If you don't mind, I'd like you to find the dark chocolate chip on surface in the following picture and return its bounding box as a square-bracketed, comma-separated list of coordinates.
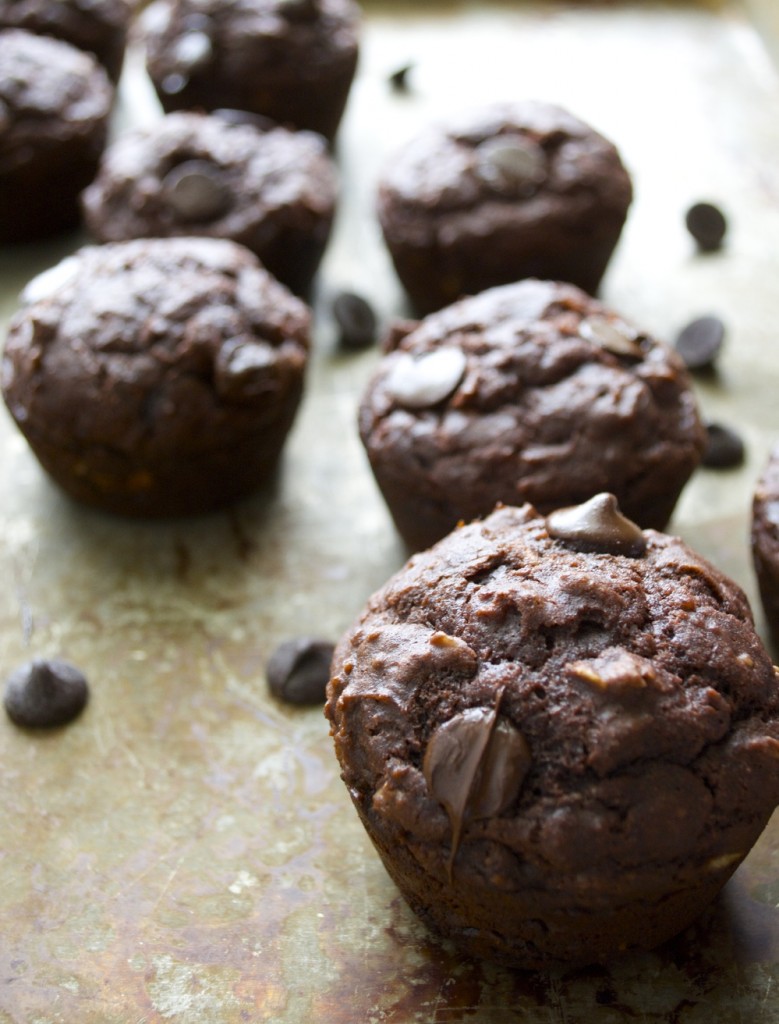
[475, 135, 546, 196]
[384, 347, 467, 408]
[674, 315, 725, 371]
[685, 201, 728, 251]
[702, 422, 745, 469]
[580, 315, 643, 359]
[333, 291, 377, 350]
[3, 658, 89, 729]
[546, 493, 647, 557]
[266, 637, 335, 706]
[388, 63, 414, 93]
[162, 160, 231, 223]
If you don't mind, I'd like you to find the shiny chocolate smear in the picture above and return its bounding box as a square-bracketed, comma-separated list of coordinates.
[475, 135, 546, 197]
[423, 694, 531, 880]
[546, 493, 647, 557]
[580, 315, 644, 360]
[384, 347, 467, 409]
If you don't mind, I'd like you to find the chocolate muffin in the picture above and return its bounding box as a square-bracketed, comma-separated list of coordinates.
[1, 237, 311, 517]
[138, 0, 360, 144]
[81, 111, 339, 297]
[0, 29, 113, 244]
[752, 444, 779, 648]
[377, 101, 633, 315]
[326, 496, 779, 969]
[359, 279, 706, 551]
[0, 0, 132, 82]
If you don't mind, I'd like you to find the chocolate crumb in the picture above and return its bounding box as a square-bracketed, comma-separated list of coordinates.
[266, 637, 335, 706]
[3, 658, 89, 729]
[388, 63, 413, 93]
[685, 201, 728, 252]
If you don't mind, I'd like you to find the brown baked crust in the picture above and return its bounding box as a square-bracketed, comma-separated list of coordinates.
[359, 279, 706, 551]
[0, 29, 113, 243]
[326, 502, 779, 969]
[81, 111, 338, 298]
[378, 101, 633, 314]
[139, 0, 360, 143]
[0, 0, 131, 81]
[1, 237, 311, 516]
[752, 445, 779, 649]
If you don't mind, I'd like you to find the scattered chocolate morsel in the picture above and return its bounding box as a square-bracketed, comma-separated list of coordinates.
[674, 315, 725, 372]
[3, 658, 89, 729]
[388, 63, 413, 93]
[384, 347, 467, 408]
[475, 135, 546, 196]
[423, 694, 531, 878]
[702, 422, 745, 469]
[546, 493, 647, 557]
[333, 291, 377, 350]
[266, 637, 335, 706]
[580, 315, 643, 359]
[162, 159, 231, 223]
[685, 201, 728, 252]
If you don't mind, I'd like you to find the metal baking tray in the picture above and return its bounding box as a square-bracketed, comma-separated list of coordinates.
[2, 2, 779, 1020]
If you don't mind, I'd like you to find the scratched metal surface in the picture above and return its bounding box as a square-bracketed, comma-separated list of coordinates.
[2, 2, 779, 1021]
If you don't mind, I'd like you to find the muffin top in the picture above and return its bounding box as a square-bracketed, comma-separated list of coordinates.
[1, 237, 311, 453]
[327, 498, 779, 884]
[82, 111, 338, 245]
[377, 101, 633, 245]
[140, 0, 361, 86]
[0, 28, 113, 157]
[359, 279, 706, 534]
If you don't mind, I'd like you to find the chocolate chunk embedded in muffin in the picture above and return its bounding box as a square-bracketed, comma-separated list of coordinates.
[82, 111, 339, 297]
[752, 444, 779, 648]
[326, 497, 779, 969]
[0, 29, 113, 244]
[377, 101, 633, 315]
[359, 279, 706, 551]
[0, 0, 132, 82]
[1, 237, 311, 517]
[138, 0, 361, 144]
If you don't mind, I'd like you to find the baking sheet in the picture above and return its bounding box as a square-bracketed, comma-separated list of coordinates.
[2, 2, 779, 1021]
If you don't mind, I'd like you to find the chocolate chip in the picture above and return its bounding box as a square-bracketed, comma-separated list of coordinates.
[546, 493, 647, 557]
[685, 202, 727, 252]
[162, 160, 231, 223]
[214, 338, 275, 403]
[266, 637, 335, 706]
[423, 693, 531, 879]
[333, 291, 377, 350]
[212, 109, 276, 133]
[702, 423, 745, 469]
[384, 347, 467, 408]
[476, 135, 546, 196]
[580, 315, 643, 359]
[4, 658, 89, 728]
[388, 63, 413, 93]
[674, 315, 725, 371]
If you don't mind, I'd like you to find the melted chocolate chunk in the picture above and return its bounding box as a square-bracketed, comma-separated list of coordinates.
[580, 315, 643, 359]
[214, 338, 275, 403]
[674, 315, 725, 372]
[475, 135, 546, 196]
[423, 695, 531, 879]
[162, 160, 231, 223]
[333, 291, 377, 350]
[266, 637, 335, 706]
[3, 658, 89, 728]
[685, 201, 728, 252]
[702, 422, 745, 469]
[546, 493, 647, 557]
[384, 347, 467, 408]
